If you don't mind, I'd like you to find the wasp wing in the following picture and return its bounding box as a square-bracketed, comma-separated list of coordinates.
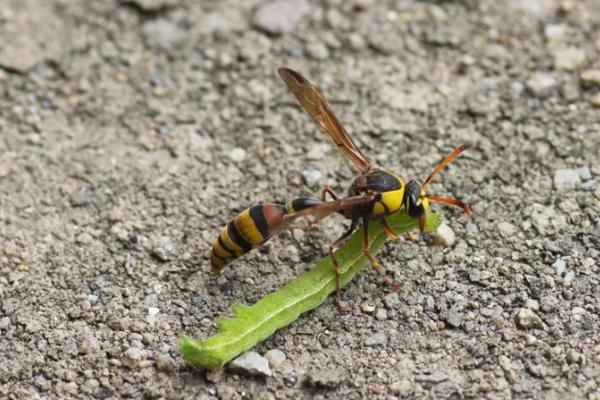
[278, 68, 373, 174]
[269, 194, 376, 237]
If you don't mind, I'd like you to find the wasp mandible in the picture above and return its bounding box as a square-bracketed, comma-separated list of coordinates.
[211, 68, 472, 307]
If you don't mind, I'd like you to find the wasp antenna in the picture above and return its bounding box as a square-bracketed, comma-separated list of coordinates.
[422, 143, 473, 190]
[426, 195, 472, 215]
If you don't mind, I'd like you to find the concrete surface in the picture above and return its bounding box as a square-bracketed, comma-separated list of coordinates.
[1, 0, 599, 398]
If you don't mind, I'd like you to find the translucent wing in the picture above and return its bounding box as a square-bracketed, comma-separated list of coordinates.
[269, 194, 376, 235]
[278, 68, 373, 173]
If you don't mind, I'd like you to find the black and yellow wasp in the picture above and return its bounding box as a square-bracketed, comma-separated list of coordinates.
[211, 68, 471, 305]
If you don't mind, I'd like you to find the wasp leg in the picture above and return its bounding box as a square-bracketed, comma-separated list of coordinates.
[419, 216, 426, 233]
[321, 186, 339, 201]
[329, 218, 359, 310]
[363, 219, 400, 290]
[405, 232, 420, 242]
[382, 219, 398, 240]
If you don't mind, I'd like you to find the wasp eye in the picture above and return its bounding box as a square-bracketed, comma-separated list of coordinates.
[405, 180, 425, 218]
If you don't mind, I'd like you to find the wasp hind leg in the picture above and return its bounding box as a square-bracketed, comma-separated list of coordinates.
[321, 186, 339, 201]
[329, 218, 359, 311]
[363, 219, 401, 290]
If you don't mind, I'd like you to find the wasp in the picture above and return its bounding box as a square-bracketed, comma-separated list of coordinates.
[211, 68, 472, 306]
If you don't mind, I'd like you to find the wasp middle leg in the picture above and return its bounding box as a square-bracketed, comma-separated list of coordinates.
[329, 218, 359, 310]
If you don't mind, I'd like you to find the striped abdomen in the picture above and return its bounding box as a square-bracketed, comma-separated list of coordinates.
[210, 198, 322, 273]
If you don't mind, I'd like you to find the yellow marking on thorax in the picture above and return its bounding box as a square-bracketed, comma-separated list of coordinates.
[372, 202, 386, 215]
[381, 188, 404, 214]
[234, 209, 265, 246]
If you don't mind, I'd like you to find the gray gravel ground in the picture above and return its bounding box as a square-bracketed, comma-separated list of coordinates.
[1, 0, 599, 399]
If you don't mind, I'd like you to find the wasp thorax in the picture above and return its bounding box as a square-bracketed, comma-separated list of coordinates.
[404, 180, 426, 218]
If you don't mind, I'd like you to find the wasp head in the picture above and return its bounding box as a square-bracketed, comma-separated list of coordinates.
[403, 180, 430, 219]
[403, 143, 474, 231]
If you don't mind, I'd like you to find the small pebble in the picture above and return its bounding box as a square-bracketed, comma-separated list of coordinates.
[123, 348, 145, 369]
[264, 349, 286, 369]
[82, 379, 99, 394]
[364, 332, 387, 347]
[383, 293, 400, 309]
[302, 169, 322, 187]
[63, 382, 78, 394]
[151, 236, 177, 261]
[229, 351, 272, 377]
[424, 295, 435, 311]
[323, 7, 342, 27]
[348, 33, 366, 50]
[577, 167, 592, 181]
[142, 333, 155, 345]
[206, 369, 224, 383]
[515, 308, 542, 329]
[304, 367, 344, 388]
[76, 232, 93, 245]
[530, 204, 562, 235]
[375, 308, 387, 320]
[292, 228, 305, 242]
[581, 69, 600, 86]
[192, 296, 204, 308]
[526, 72, 557, 97]
[567, 350, 583, 364]
[571, 306, 585, 315]
[525, 299, 540, 311]
[552, 46, 586, 71]
[447, 307, 463, 328]
[147, 307, 160, 324]
[361, 302, 376, 313]
[307, 143, 329, 160]
[110, 224, 129, 241]
[415, 372, 448, 383]
[564, 271, 575, 286]
[284, 244, 299, 261]
[229, 147, 246, 162]
[156, 353, 176, 372]
[433, 222, 455, 247]
[252, 0, 310, 35]
[78, 335, 101, 355]
[554, 169, 581, 190]
[87, 294, 98, 305]
[497, 221, 517, 238]
[525, 334, 538, 345]
[389, 379, 412, 396]
[544, 24, 567, 43]
[153, 282, 163, 294]
[306, 42, 330, 60]
[541, 295, 559, 312]
[0, 317, 11, 330]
